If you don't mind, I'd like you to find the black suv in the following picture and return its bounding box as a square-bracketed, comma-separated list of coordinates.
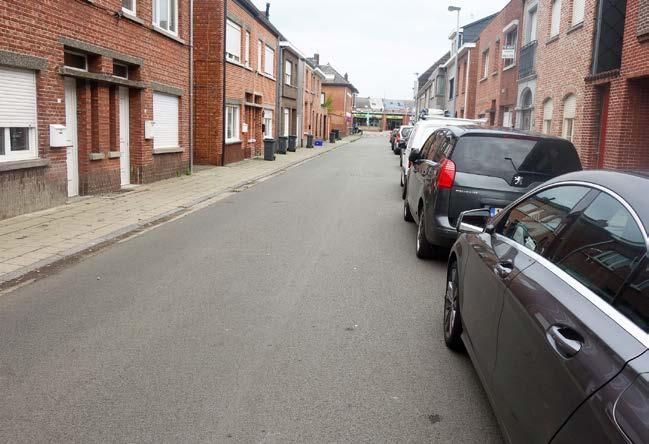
[403, 126, 582, 258]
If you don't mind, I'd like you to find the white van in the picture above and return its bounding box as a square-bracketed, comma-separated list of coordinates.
[400, 117, 483, 193]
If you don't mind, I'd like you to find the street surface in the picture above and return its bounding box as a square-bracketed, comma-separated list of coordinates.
[0, 133, 502, 442]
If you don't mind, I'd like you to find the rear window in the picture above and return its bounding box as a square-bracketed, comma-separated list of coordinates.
[451, 135, 581, 181]
[400, 127, 413, 138]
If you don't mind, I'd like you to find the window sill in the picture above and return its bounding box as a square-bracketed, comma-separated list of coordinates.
[108, 151, 121, 159]
[567, 22, 584, 35]
[225, 139, 241, 145]
[546, 35, 559, 45]
[260, 72, 276, 81]
[492, 71, 499, 77]
[0, 158, 49, 172]
[479, 76, 488, 83]
[226, 59, 253, 72]
[121, 10, 145, 26]
[153, 147, 183, 154]
[503, 63, 516, 72]
[152, 25, 186, 45]
[89, 152, 105, 161]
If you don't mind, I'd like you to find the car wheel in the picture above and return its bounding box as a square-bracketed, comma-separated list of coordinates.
[403, 199, 414, 222]
[402, 180, 407, 199]
[416, 210, 435, 259]
[400, 171, 404, 187]
[444, 262, 465, 351]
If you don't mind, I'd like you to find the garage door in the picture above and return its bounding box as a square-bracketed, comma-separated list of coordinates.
[153, 92, 179, 150]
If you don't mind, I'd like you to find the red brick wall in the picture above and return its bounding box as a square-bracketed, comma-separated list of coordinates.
[474, 0, 523, 125]
[302, 67, 328, 141]
[323, 84, 352, 137]
[221, 0, 278, 164]
[455, 47, 480, 119]
[193, 0, 225, 165]
[0, 0, 190, 218]
[534, 0, 598, 160]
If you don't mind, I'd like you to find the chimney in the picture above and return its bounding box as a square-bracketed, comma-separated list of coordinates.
[313, 53, 320, 65]
[344, 73, 348, 81]
[265, 2, 270, 19]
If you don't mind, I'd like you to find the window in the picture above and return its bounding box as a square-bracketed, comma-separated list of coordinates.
[499, 185, 591, 255]
[562, 94, 576, 141]
[283, 108, 290, 136]
[264, 45, 275, 76]
[504, 27, 518, 68]
[543, 99, 553, 134]
[152, 92, 179, 149]
[64, 51, 87, 71]
[257, 40, 263, 71]
[572, 0, 585, 25]
[552, 192, 646, 303]
[436, 75, 445, 95]
[122, 0, 136, 14]
[0, 67, 38, 162]
[226, 20, 241, 63]
[526, 6, 538, 43]
[520, 88, 533, 131]
[320, 93, 325, 105]
[616, 261, 649, 333]
[285, 60, 292, 85]
[503, 106, 513, 127]
[153, 0, 177, 34]
[244, 31, 250, 66]
[482, 49, 490, 78]
[550, 0, 561, 37]
[448, 78, 454, 100]
[113, 62, 128, 79]
[225, 105, 240, 142]
[263, 109, 273, 139]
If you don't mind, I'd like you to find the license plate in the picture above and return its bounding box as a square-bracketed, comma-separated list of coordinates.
[489, 207, 502, 217]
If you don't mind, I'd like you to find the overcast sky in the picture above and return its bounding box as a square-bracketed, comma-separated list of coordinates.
[252, 0, 509, 99]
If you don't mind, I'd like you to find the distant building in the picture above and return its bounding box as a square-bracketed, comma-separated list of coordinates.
[318, 63, 358, 137]
[415, 52, 450, 118]
[304, 54, 329, 142]
[352, 98, 414, 131]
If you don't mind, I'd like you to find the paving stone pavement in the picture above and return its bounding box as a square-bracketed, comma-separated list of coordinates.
[0, 136, 362, 285]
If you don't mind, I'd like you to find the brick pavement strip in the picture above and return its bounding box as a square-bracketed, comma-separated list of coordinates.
[0, 137, 361, 286]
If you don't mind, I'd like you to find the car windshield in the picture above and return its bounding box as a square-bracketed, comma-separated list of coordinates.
[451, 135, 581, 181]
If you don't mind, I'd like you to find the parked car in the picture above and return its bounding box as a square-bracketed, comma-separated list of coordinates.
[400, 117, 482, 192]
[444, 169, 649, 444]
[393, 125, 413, 155]
[389, 129, 398, 151]
[403, 126, 582, 258]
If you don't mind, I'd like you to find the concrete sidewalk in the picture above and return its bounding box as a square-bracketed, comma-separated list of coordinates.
[0, 136, 360, 286]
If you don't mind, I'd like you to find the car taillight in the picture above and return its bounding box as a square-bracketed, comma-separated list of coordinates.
[396, 134, 401, 142]
[437, 159, 456, 189]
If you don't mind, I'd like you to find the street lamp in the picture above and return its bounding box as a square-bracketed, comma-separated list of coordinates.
[448, 5, 461, 117]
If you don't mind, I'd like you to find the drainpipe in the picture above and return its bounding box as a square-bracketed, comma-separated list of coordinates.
[464, 48, 470, 118]
[275, 43, 282, 140]
[189, 0, 194, 173]
[221, 0, 227, 165]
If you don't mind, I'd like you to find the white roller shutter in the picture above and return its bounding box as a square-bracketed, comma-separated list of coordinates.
[563, 95, 577, 119]
[0, 66, 37, 127]
[153, 92, 179, 149]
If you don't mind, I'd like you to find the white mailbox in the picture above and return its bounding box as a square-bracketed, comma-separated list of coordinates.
[144, 120, 155, 140]
[49, 124, 72, 147]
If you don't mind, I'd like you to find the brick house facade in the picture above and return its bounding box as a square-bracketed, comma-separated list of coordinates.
[533, 0, 598, 159]
[319, 63, 358, 138]
[474, 0, 524, 126]
[0, 0, 190, 220]
[279, 44, 300, 143]
[455, 44, 480, 119]
[303, 57, 329, 142]
[578, 0, 649, 169]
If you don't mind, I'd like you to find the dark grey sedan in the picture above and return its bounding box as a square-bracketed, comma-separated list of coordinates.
[444, 170, 649, 443]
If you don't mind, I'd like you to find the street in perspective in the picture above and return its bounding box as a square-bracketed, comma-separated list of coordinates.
[1, 0, 649, 442]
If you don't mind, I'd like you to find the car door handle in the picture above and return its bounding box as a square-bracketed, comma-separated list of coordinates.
[493, 261, 514, 278]
[547, 325, 583, 359]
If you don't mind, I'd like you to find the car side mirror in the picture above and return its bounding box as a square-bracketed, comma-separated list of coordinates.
[409, 150, 421, 163]
[457, 208, 491, 234]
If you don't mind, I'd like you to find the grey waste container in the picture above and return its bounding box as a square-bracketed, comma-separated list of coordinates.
[264, 138, 276, 161]
[329, 131, 336, 143]
[306, 134, 314, 148]
[334, 129, 341, 140]
[288, 135, 297, 152]
[277, 136, 288, 154]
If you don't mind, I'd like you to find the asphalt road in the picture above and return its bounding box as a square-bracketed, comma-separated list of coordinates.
[0, 133, 502, 443]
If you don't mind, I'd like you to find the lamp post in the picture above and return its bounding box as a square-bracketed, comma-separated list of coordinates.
[448, 6, 461, 118]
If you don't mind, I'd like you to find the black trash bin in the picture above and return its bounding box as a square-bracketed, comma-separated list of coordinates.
[264, 138, 276, 161]
[288, 135, 297, 152]
[333, 129, 341, 140]
[329, 131, 336, 143]
[306, 133, 314, 148]
[277, 136, 288, 154]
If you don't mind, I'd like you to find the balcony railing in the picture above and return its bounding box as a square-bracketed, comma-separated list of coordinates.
[518, 40, 537, 80]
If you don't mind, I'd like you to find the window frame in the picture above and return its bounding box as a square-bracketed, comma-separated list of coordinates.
[550, 0, 562, 37]
[543, 98, 553, 134]
[562, 94, 576, 142]
[0, 67, 39, 162]
[225, 19, 242, 63]
[263, 109, 273, 139]
[64, 51, 88, 71]
[264, 45, 275, 77]
[503, 27, 518, 68]
[571, 0, 585, 26]
[225, 104, 240, 143]
[285, 60, 292, 85]
[122, 0, 136, 15]
[113, 62, 129, 79]
[283, 108, 290, 136]
[153, 0, 178, 35]
[482, 48, 490, 78]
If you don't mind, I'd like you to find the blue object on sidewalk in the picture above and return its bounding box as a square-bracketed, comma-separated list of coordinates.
[314, 139, 324, 147]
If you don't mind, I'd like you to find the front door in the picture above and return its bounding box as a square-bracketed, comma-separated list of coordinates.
[64, 77, 79, 197]
[119, 87, 130, 186]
